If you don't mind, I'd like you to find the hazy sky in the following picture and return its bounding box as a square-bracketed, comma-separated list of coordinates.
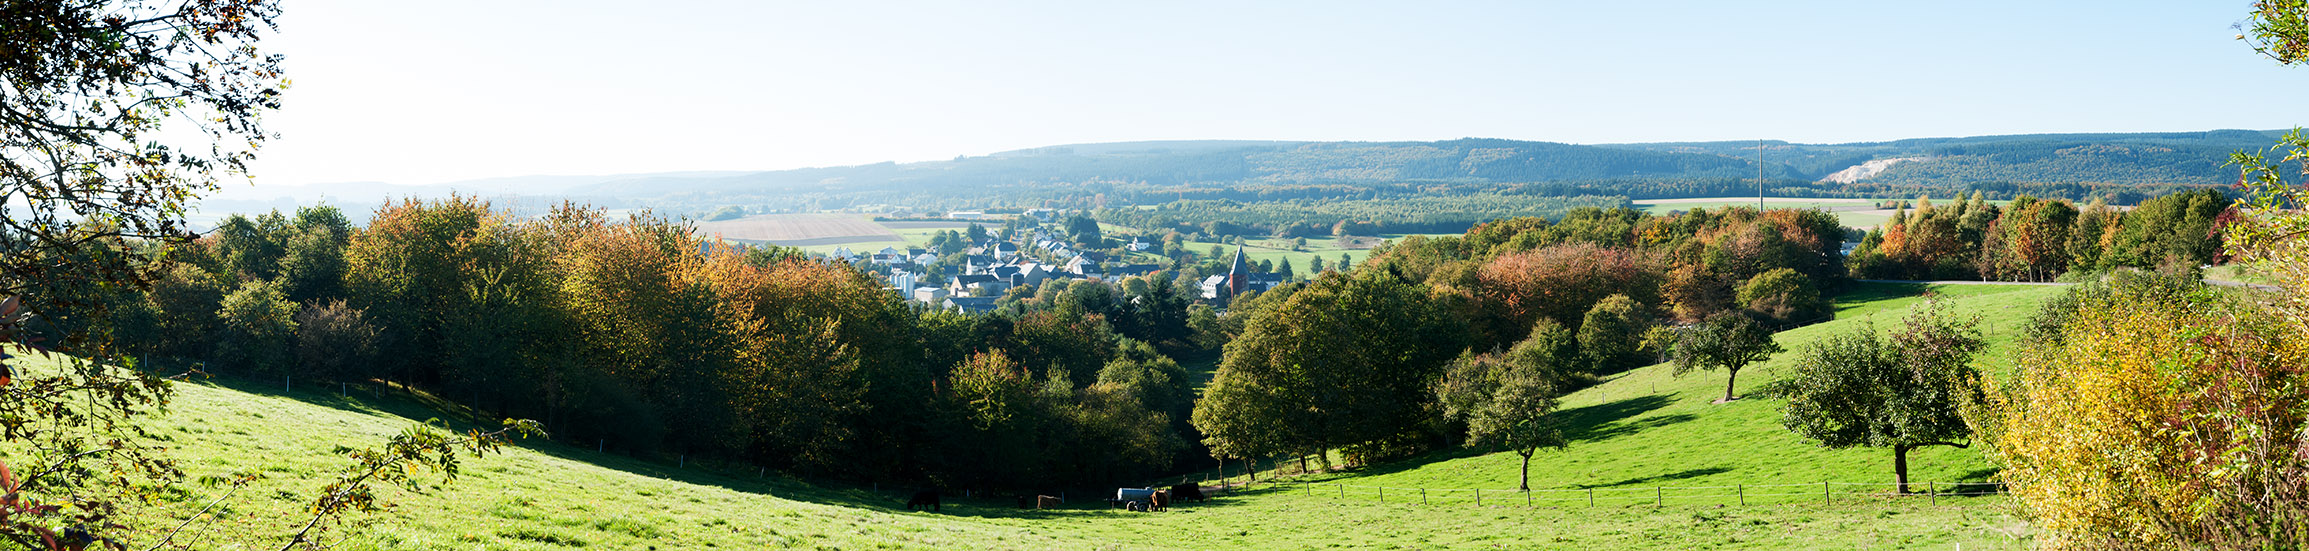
[251, 1, 2309, 186]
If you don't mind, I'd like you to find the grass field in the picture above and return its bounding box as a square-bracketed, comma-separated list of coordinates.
[40, 280, 2064, 550]
[1632, 197, 1890, 229]
[695, 213, 900, 246]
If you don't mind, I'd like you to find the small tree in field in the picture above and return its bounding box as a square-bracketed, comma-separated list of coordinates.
[1772, 300, 1984, 493]
[1438, 319, 1573, 491]
[1671, 312, 1783, 403]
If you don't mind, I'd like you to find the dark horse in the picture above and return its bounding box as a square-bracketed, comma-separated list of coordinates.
[1168, 483, 1207, 503]
[906, 490, 940, 512]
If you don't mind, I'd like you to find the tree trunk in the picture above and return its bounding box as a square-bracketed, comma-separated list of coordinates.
[1722, 367, 1740, 403]
[1518, 450, 1534, 491]
[1299, 454, 1309, 474]
[1894, 444, 1912, 494]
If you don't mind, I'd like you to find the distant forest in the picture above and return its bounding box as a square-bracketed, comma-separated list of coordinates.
[501, 132, 2281, 220]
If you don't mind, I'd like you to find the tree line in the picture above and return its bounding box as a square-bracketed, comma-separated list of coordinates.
[1191, 204, 1849, 485]
[69, 197, 1232, 491]
[1848, 189, 2232, 281]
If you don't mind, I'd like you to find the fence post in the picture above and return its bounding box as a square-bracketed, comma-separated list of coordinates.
[1379, 487, 1383, 504]
[1824, 482, 1831, 504]
[1738, 484, 1744, 506]
[1475, 489, 1481, 507]
[1655, 487, 1662, 506]
[1928, 481, 1936, 506]
[1587, 488, 1594, 507]
[1339, 483, 1344, 499]
[1525, 489, 1531, 506]
[1421, 488, 1427, 506]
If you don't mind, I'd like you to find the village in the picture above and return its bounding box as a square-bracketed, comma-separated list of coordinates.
[824, 218, 1285, 313]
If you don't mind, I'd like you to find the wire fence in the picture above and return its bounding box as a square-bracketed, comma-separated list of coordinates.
[1188, 475, 2007, 508]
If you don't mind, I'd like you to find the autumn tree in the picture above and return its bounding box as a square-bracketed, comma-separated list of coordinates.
[1772, 301, 1985, 493]
[293, 300, 379, 383]
[1989, 9, 2309, 546]
[1476, 242, 1660, 347]
[1671, 312, 1784, 403]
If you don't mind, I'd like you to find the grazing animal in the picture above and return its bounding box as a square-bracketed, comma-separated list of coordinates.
[906, 490, 941, 512]
[1168, 483, 1207, 503]
[1036, 495, 1063, 509]
[1150, 489, 1169, 510]
[1016, 495, 1033, 509]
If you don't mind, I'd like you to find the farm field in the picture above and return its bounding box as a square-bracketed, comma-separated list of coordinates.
[694, 213, 900, 246]
[82, 280, 2058, 550]
[1631, 197, 1888, 229]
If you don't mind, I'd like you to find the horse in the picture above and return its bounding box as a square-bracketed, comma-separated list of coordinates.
[906, 490, 940, 512]
[1168, 483, 1207, 503]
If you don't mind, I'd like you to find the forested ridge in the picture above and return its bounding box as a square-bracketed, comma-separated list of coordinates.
[352, 131, 2287, 220]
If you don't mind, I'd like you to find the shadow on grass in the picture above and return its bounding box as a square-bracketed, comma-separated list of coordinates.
[1557, 396, 1691, 443]
[174, 370, 1271, 521]
[184, 372, 489, 430]
[1576, 467, 1732, 489]
[1831, 281, 1930, 312]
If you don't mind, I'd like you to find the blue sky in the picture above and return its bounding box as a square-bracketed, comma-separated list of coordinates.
[252, 1, 2309, 186]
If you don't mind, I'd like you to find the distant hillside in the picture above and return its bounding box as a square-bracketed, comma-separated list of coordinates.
[565, 132, 2271, 209]
[217, 130, 2285, 223]
[1600, 129, 2282, 185]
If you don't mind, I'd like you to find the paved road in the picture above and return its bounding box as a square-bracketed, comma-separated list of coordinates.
[1860, 278, 2284, 292]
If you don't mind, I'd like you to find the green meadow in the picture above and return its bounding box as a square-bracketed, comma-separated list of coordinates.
[75, 281, 2053, 550]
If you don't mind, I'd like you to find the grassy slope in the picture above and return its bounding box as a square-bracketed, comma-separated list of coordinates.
[90, 282, 2055, 550]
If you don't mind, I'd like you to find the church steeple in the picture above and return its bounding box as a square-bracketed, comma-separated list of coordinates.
[1226, 246, 1249, 297]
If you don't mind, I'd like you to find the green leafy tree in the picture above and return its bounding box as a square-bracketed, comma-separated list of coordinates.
[2241, 0, 2309, 64]
[1735, 267, 1830, 327]
[1671, 312, 1784, 403]
[1437, 319, 1572, 490]
[1771, 301, 1985, 493]
[1193, 270, 1468, 466]
[147, 263, 228, 360]
[1576, 294, 1657, 378]
[277, 206, 355, 303]
[214, 279, 298, 376]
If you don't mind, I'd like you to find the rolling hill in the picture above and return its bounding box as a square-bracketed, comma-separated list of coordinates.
[80, 281, 2059, 550]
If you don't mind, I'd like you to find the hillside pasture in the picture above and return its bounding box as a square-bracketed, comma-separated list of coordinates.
[73, 281, 2061, 550]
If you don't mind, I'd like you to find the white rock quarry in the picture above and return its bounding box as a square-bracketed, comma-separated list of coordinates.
[1817, 157, 1927, 184]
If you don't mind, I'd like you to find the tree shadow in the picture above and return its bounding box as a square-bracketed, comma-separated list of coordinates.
[182, 372, 482, 430]
[1574, 467, 1731, 489]
[1832, 281, 1930, 311]
[1557, 396, 1692, 443]
[167, 369, 1279, 521]
[1949, 467, 1999, 484]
